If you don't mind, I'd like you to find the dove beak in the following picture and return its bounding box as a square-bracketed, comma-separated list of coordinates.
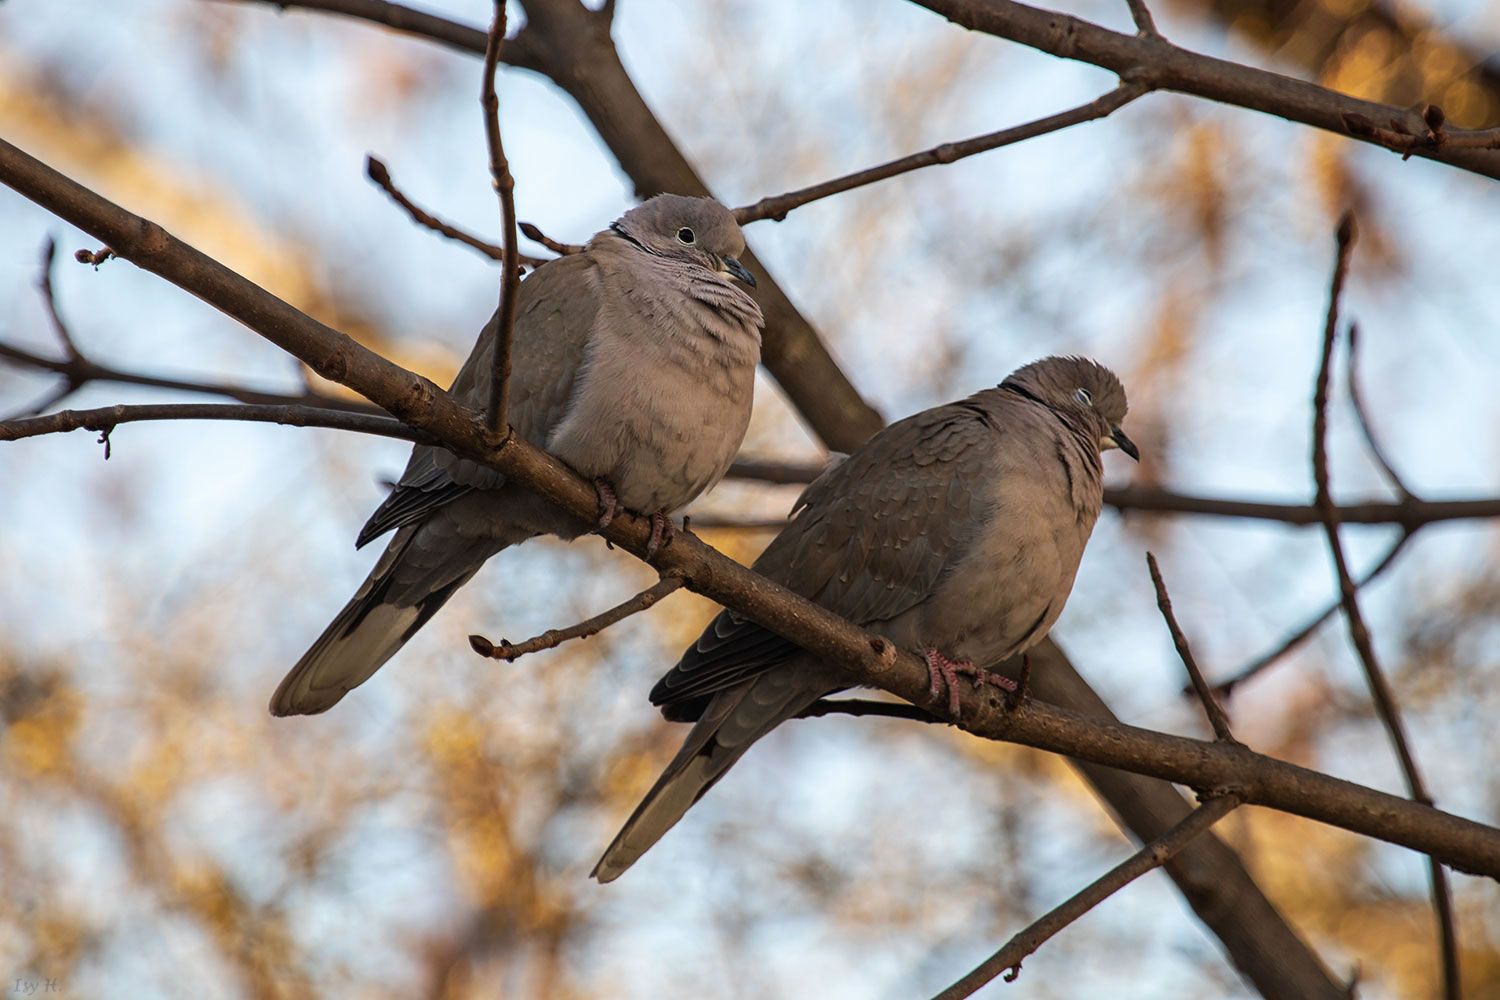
[721, 256, 757, 287]
[1107, 425, 1140, 461]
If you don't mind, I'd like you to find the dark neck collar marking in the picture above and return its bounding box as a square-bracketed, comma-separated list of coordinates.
[1001, 380, 1047, 408]
[610, 222, 651, 254]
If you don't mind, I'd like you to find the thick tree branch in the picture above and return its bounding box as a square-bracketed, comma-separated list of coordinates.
[1311, 216, 1460, 998]
[911, 0, 1500, 180]
[3, 142, 1497, 882]
[932, 792, 1244, 999]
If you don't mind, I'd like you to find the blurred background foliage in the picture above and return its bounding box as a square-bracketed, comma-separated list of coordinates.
[1, 0, 1498, 997]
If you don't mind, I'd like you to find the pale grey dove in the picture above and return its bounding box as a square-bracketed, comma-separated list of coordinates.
[270, 195, 763, 717]
[592, 356, 1137, 881]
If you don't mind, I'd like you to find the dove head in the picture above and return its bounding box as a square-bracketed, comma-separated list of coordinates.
[1004, 356, 1139, 460]
[611, 194, 757, 287]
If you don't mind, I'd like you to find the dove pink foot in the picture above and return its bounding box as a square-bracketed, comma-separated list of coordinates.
[645, 511, 674, 561]
[594, 478, 620, 530]
[924, 648, 1017, 717]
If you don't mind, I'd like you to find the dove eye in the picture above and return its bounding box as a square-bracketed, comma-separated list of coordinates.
[1074, 388, 1092, 405]
[676, 227, 696, 245]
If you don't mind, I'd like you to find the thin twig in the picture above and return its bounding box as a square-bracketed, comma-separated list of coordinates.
[481, 1, 521, 434]
[1105, 485, 1500, 528]
[932, 793, 1244, 999]
[1312, 213, 1460, 1000]
[2, 381, 76, 422]
[518, 221, 583, 256]
[0, 401, 431, 445]
[73, 245, 115, 267]
[0, 339, 378, 414]
[733, 81, 1149, 224]
[1146, 553, 1235, 742]
[468, 574, 685, 661]
[365, 155, 544, 266]
[1123, 0, 1162, 38]
[1210, 529, 1413, 696]
[37, 236, 81, 359]
[1346, 322, 1413, 500]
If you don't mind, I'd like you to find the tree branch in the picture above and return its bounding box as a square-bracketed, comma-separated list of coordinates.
[1311, 215, 1460, 999]
[481, 2, 521, 434]
[931, 792, 1244, 999]
[365, 155, 544, 266]
[517, 221, 583, 256]
[1210, 529, 1413, 696]
[0, 402, 429, 446]
[733, 82, 1148, 224]
[1123, 0, 1163, 38]
[1346, 322, 1413, 500]
[5, 139, 1498, 878]
[912, 0, 1500, 180]
[1147, 552, 1235, 742]
[468, 573, 685, 662]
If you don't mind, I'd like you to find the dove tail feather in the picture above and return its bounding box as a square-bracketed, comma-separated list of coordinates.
[269, 534, 481, 718]
[592, 665, 832, 882]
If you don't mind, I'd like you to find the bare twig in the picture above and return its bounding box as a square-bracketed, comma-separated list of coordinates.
[1105, 485, 1500, 528]
[73, 245, 115, 267]
[1210, 529, 1413, 696]
[932, 792, 1244, 999]
[1123, 0, 1162, 38]
[365, 155, 544, 266]
[0, 338, 378, 414]
[0, 401, 430, 445]
[518, 221, 583, 256]
[37, 237, 81, 359]
[1346, 322, 1414, 500]
[1312, 214, 1460, 1000]
[1146, 553, 1234, 742]
[4, 237, 376, 417]
[481, 1, 520, 434]
[734, 82, 1149, 224]
[468, 574, 685, 661]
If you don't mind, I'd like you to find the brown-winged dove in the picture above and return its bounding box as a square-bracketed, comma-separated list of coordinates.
[591, 356, 1137, 882]
[270, 195, 763, 717]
